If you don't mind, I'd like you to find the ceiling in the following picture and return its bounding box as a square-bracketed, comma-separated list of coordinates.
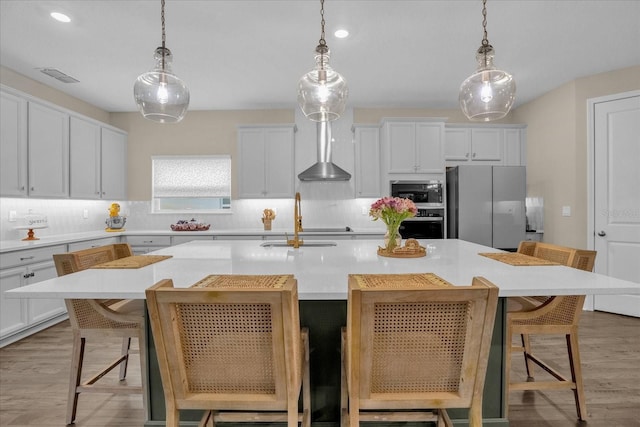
[1, 1, 638, 114]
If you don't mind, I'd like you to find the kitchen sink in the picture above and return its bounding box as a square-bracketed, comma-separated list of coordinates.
[301, 227, 352, 232]
[260, 241, 337, 247]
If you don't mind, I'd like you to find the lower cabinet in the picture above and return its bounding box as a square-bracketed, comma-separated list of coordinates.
[122, 235, 171, 254]
[0, 244, 68, 346]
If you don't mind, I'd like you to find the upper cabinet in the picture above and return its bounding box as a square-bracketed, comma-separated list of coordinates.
[1, 86, 128, 200]
[70, 118, 127, 200]
[27, 102, 70, 198]
[0, 91, 28, 197]
[444, 124, 526, 167]
[353, 124, 381, 198]
[382, 120, 445, 175]
[237, 125, 296, 198]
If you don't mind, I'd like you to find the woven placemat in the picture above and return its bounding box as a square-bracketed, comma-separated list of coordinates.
[352, 273, 453, 289]
[479, 252, 559, 266]
[91, 255, 172, 269]
[190, 274, 293, 289]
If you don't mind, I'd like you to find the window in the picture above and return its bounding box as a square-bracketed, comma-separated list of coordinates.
[152, 155, 231, 213]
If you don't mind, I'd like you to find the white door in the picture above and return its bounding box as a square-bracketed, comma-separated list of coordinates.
[590, 92, 640, 317]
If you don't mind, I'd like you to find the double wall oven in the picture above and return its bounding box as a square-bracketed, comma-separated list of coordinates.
[391, 181, 445, 239]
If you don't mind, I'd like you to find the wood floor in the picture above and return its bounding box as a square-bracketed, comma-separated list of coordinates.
[1, 311, 638, 426]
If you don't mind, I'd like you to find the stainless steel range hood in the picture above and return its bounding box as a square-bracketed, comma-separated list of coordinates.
[298, 121, 351, 181]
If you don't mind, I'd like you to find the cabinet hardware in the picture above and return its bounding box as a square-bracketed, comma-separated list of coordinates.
[19, 256, 35, 261]
[472, 153, 477, 158]
[597, 231, 606, 237]
[22, 272, 35, 278]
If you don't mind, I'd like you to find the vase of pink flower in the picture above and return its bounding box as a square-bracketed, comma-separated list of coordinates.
[369, 197, 418, 252]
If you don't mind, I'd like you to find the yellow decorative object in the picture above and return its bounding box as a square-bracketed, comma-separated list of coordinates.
[105, 203, 126, 232]
[262, 208, 276, 231]
[377, 238, 426, 258]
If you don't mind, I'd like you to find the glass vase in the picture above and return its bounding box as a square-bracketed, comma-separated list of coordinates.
[384, 224, 402, 252]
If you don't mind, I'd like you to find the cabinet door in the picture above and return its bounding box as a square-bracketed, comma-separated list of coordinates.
[28, 102, 69, 197]
[27, 260, 66, 325]
[504, 128, 524, 166]
[386, 122, 417, 173]
[264, 127, 295, 198]
[415, 123, 444, 172]
[470, 128, 503, 161]
[238, 128, 267, 198]
[354, 126, 381, 197]
[70, 116, 101, 199]
[0, 267, 28, 338]
[444, 128, 471, 161]
[0, 91, 28, 197]
[101, 128, 128, 200]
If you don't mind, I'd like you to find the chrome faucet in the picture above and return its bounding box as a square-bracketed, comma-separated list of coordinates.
[287, 192, 304, 248]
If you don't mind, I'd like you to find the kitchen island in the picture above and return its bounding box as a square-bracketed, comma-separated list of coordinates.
[7, 239, 640, 426]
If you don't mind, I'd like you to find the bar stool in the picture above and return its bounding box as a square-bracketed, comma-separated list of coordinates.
[145, 274, 311, 427]
[506, 242, 597, 420]
[53, 243, 147, 425]
[340, 273, 499, 427]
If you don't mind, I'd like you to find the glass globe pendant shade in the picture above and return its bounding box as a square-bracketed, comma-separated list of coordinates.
[134, 47, 190, 123]
[297, 48, 348, 122]
[459, 45, 516, 122]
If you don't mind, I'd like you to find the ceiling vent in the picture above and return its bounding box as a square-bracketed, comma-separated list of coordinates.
[38, 68, 80, 83]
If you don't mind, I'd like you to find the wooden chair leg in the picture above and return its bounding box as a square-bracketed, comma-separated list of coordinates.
[567, 332, 587, 420]
[118, 337, 131, 380]
[165, 401, 180, 427]
[340, 328, 348, 427]
[66, 334, 85, 425]
[521, 333, 535, 378]
[302, 329, 311, 427]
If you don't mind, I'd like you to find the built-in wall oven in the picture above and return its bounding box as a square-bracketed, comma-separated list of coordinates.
[390, 181, 445, 239]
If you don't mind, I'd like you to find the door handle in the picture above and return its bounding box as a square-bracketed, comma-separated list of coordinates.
[597, 231, 606, 237]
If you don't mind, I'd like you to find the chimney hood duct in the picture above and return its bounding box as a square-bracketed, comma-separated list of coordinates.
[298, 121, 351, 181]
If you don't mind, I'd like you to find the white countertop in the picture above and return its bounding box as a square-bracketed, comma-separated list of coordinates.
[6, 239, 640, 300]
[0, 228, 383, 253]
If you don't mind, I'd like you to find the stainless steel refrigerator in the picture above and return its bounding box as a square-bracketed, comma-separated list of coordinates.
[446, 165, 526, 251]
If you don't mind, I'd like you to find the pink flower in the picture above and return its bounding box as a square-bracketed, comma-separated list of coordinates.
[369, 197, 417, 227]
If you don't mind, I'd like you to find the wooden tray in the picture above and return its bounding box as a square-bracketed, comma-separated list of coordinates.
[91, 255, 172, 269]
[377, 238, 426, 258]
[479, 252, 559, 266]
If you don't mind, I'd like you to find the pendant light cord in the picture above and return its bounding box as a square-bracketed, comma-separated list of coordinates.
[481, 0, 489, 48]
[316, 0, 328, 71]
[161, 0, 166, 71]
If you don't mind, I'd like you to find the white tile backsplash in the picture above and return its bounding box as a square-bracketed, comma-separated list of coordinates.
[1, 194, 384, 241]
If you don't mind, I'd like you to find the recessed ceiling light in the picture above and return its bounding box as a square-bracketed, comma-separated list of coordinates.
[334, 29, 349, 39]
[50, 12, 71, 23]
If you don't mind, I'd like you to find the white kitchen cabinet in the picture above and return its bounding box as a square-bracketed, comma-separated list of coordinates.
[100, 127, 127, 200]
[237, 125, 296, 198]
[353, 124, 381, 198]
[122, 235, 171, 254]
[0, 90, 28, 197]
[28, 101, 70, 198]
[445, 125, 526, 166]
[70, 117, 127, 200]
[67, 237, 120, 251]
[382, 120, 445, 175]
[0, 244, 67, 346]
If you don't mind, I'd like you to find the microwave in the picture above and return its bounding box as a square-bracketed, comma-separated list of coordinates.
[390, 180, 444, 208]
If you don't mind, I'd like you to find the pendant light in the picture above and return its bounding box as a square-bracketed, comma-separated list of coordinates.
[297, 0, 348, 122]
[459, 0, 515, 122]
[134, 0, 189, 123]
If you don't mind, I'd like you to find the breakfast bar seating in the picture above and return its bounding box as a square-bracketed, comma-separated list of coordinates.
[505, 242, 597, 421]
[340, 274, 499, 427]
[53, 244, 147, 425]
[145, 275, 310, 427]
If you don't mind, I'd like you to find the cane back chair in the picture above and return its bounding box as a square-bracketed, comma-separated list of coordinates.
[341, 274, 499, 427]
[53, 243, 147, 425]
[506, 242, 597, 420]
[145, 275, 311, 427]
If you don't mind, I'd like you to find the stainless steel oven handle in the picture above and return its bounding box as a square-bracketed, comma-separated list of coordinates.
[403, 217, 443, 222]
